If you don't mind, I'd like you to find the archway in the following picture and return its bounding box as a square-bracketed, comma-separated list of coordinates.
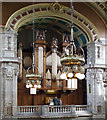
[5, 2, 100, 106]
[5, 3, 99, 44]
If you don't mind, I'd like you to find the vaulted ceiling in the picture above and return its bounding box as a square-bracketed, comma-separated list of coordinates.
[1, 1, 106, 51]
[18, 16, 88, 51]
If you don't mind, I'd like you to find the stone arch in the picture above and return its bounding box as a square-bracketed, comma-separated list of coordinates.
[5, 3, 99, 47]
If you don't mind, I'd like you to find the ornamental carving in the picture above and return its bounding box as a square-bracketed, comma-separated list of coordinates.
[6, 64, 13, 81]
[104, 69, 107, 77]
[36, 30, 46, 40]
[51, 37, 58, 53]
[50, 2, 63, 13]
[62, 33, 70, 43]
[95, 69, 103, 82]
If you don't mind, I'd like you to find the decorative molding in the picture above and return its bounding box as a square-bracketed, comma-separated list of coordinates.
[36, 30, 46, 41]
[14, 66, 19, 76]
[51, 37, 58, 53]
[5, 3, 99, 43]
[6, 64, 13, 81]
[50, 2, 64, 13]
[85, 2, 106, 27]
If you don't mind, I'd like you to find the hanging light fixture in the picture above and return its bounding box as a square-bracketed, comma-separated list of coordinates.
[25, 20, 42, 94]
[60, 1, 85, 90]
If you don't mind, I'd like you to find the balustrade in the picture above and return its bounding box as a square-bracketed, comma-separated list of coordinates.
[17, 106, 41, 115]
[17, 105, 92, 117]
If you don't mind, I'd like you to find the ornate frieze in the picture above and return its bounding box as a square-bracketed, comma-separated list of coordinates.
[2, 63, 19, 81]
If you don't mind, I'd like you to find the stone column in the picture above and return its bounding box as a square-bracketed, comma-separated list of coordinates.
[104, 36, 107, 118]
[104, 70, 107, 118]
[0, 65, 5, 119]
[86, 69, 105, 115]
[12, 64, 19, 116]
[105, 84, 107, 118]
[86, 40, 106, 117]
[0, 29, 20, 118]
[18, 42, 23, 80]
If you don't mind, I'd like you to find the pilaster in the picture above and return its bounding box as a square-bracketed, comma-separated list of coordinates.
[0, 29, 20, 118]
[86, 39, 106, 117]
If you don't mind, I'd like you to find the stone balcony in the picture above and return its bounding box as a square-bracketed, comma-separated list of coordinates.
[17, 105, 92, 118]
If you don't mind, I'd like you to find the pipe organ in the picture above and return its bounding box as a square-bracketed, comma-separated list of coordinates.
[18, 29, 84, 106]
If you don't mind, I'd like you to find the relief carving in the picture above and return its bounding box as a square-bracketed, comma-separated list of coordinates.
[50, 2, 63, 13]
[104, 70, 107, 81]
[6, 64, 13, 81]
[95, 69, 103, 82]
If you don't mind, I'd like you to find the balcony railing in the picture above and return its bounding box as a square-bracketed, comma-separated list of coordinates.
[17, 105, 92, 118]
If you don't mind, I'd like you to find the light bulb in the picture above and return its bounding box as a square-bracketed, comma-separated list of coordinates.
[38, 84, 41, 88]
[26, 84, 29, 88]
[34, 84, 37, 88]
[80, 74, 85, 80]
[60, 73, 67, 80]
[72, 65, 78, 73]
[79, 66, 85, 74]
[75, 73, 85, 80]
[67, 72, 73, 78]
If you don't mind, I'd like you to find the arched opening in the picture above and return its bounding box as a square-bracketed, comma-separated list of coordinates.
[5, 3, 97, 106]
[17, 17, 88, 106]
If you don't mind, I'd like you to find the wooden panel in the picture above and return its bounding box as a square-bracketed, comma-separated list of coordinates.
[18, 60, 85, 106]
[18, 82, 84, 105]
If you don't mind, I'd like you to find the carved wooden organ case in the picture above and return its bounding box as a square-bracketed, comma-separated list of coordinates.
[18, 30, 73, 91]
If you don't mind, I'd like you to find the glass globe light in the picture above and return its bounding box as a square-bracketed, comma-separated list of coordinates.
[64, 66, 68, 72]
[79, 66, 85, 74]
[38, 84, 41, 88]
[26, 84, 30, 88]
[80, 74, 85, 80]
[34, 84, 37, 88]
[72, 65, 78, 73]
[60, 73, 67, 80]
[67, 72, 73, 79]
[75, 73, 85, 80]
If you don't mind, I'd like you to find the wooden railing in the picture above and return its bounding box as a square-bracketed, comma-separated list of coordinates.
[17, 105, 92, 117]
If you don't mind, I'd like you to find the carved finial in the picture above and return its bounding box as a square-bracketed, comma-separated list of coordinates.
[36, 30, 46, 40]
[18, 42, 23, 48]
[51, 37, 58, 53]
[62, 33, 70, 43]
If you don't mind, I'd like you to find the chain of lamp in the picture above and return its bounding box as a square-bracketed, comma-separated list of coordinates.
[60, 1, 85, 89]
[25, 0, 41, 94]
